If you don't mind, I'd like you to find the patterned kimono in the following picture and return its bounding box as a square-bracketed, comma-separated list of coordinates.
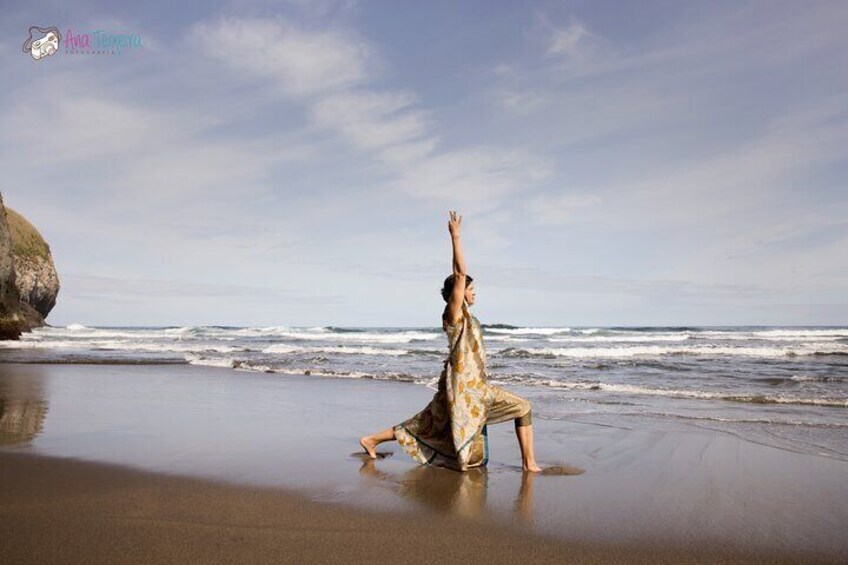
[393, 298, 531, 471]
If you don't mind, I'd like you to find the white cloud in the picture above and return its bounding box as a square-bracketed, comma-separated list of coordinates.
[2, 86, 180, 165]
[0, 74, 317, 212]
[192, 15, 552, 210]
[524, 191, 602, 225]
[547, 21, 591, 58]
[310, 89, 433, 151]
[527, 12, 602, 70]
[387, 147, 553, 212]
[187, 16, 373, 95]
[473, 261, 769, 299]
[606, 98, 848, 231]
[378, 138, 440, 168]
[736, 213, 848, 249]
[493, 87, 550, 115]
[664, 213, 848, 292]
[62, 273, 343, 302]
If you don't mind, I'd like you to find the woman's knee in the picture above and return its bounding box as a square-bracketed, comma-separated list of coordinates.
[514, 406, 532, 428]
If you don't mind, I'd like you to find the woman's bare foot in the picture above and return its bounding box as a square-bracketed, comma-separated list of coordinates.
[359, 435, 377, 459]
[523, 461, 543, 473]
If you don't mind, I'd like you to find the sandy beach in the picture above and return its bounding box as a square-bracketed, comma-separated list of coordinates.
[3, 450, 812, 565]
[0, 362, 845, 563]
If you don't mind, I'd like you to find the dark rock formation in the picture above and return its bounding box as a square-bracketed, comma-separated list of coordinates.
[6, 208, 60, 319]
[0, 195, 26, 340]
[0, 192, 58, 339]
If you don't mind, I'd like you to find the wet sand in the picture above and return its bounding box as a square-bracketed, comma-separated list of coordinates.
[0, 362, 845, 563]
[2, 449, 812, 565]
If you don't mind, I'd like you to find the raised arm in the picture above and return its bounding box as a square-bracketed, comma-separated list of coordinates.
[446, 211, 467, 325]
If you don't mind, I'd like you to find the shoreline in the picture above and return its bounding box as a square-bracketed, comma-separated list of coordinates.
[0, 449, 824, 565]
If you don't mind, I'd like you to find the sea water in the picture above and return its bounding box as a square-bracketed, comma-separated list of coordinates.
[1, 322, 845, 460]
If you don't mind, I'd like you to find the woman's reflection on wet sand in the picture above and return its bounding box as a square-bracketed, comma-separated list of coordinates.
[358, 455, 583, 525]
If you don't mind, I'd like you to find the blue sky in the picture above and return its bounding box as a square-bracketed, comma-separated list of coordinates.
[2, 0, 846, 327]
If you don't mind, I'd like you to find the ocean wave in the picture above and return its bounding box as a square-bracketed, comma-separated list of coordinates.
[690, 331, 848, 342]
[229, 325, 294, 336]
[552, 411, 848, 429]
[487, 376, 848, 407]
[242, 329, 437, 343]
[403, 348, 449, 356]
[760, 374, 847, 385]
[183, 355, 278, 373]
[3, 335, 426, 357]
[0, 357, 187, 366]
[480, 335, 531, 342]
[65, 323, 90, 331]
[495, 343, 848, 359]
[486, 327, 573, 336]
[35, 325, 440, 344]
[183, 354, 423, 382]
[640, 413, 848, 428]
[262, 343, 410, 356]
[322, 326, 365, 333]
[607, 326, 703, 333]
[550, 332, 847, 343]
[183, 355, 245, 369]
[789, 374, 847, 382]
[30, 327, 209, 340]
[0, 339, 255, 354]
[751, 328, 848, 338]
[548, 334, 691, 343]
[161, 326, 208, 336]
[175, 353, 847, 408]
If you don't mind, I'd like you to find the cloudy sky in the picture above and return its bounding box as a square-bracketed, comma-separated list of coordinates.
[2, 0, 846, 327]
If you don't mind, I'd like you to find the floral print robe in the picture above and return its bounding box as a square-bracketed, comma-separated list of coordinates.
[393, 298, 494, 471]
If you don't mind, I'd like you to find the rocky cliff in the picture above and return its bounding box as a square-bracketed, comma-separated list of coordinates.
[6, 208, 60, 320]
[0, 192, 59, 339]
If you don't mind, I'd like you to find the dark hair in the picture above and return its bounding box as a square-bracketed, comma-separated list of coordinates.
[440, 274, 474, 303]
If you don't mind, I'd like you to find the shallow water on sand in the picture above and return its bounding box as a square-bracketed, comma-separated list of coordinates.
[0, 362, 846, 559]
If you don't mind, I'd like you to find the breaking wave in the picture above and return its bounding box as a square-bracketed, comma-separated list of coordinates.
[496, 343, 848, 359]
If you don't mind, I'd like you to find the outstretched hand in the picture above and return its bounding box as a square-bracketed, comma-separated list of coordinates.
[448, 210, 462, 238]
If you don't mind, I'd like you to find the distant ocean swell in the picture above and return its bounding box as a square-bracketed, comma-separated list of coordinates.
[2, 336, 847, 359]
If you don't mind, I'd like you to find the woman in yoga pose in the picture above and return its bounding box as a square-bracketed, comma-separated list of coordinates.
[360, 211, 542, 472]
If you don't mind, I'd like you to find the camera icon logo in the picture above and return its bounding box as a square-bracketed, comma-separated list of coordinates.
[22, 26, 62, 61]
